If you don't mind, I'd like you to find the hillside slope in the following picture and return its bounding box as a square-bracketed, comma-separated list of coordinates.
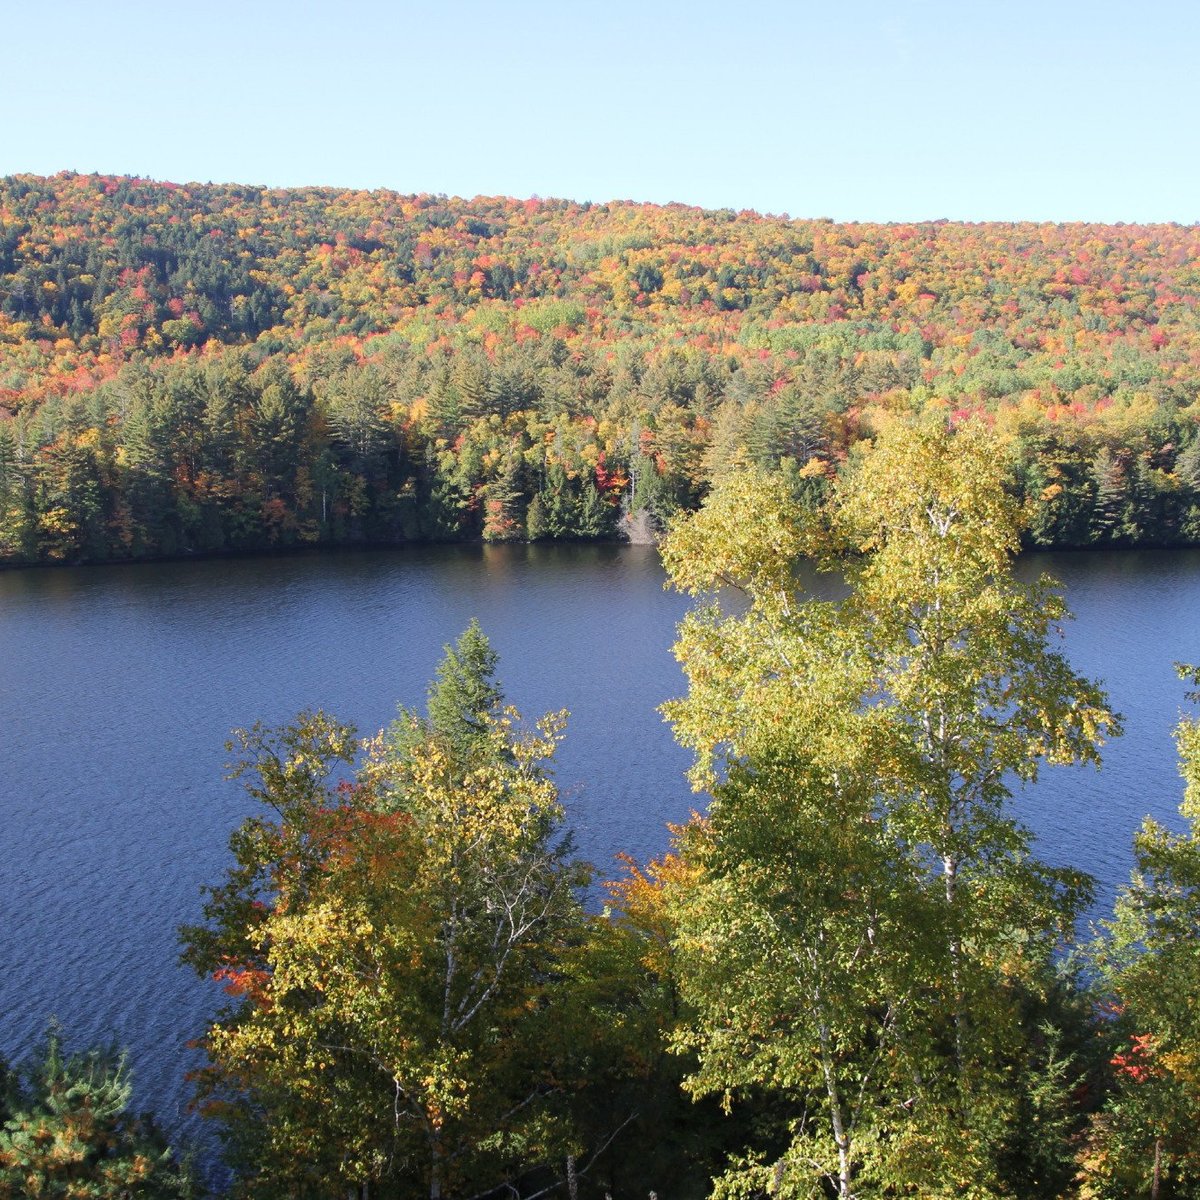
[1, 173, 1198, 561]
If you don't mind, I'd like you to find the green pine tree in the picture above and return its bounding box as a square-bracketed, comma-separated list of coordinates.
[0, 1027, 196, 1198]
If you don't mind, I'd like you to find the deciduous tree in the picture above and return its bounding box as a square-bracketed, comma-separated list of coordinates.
[182, 627, 592, 1199]
[659, 419, 1118, 1197]
[1083, 664, 1200, 1199]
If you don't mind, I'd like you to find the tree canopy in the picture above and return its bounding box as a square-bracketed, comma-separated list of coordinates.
[181, 626, 691, 1199]
[1084, 664, 1200, 1198]
[659, 419, 1119, 1198]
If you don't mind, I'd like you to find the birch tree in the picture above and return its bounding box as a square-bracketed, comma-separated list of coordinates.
[660, 418, 1118, 1197]
[832, 420, 1116, 1115]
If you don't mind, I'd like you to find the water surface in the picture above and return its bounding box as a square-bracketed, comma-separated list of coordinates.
[1, 543, 1197, 1148]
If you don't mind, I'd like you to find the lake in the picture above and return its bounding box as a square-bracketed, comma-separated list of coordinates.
[1, 542, 1198, 1152]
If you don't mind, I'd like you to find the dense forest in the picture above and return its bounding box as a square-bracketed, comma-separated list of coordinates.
[2, 173, 1200, 563]
[4, 422, 1199, 1198]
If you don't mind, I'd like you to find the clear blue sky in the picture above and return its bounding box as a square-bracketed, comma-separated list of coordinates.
[5, 0, 1197, 223]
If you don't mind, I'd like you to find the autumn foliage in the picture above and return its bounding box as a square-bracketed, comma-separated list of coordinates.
[1, 173, 1199, 562]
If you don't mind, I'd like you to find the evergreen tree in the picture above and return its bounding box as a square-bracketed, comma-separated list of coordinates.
[0, 1028, 196, 1199]
[387, 618, 502, 768]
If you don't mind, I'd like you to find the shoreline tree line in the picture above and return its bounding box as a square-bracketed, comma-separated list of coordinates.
[4, 420, 1199, 1198]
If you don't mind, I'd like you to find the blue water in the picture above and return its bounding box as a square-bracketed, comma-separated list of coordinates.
[0, 543, 1197, 1156]
[1014, 549, 1200, 903]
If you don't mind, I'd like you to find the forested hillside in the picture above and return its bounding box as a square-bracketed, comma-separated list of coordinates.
[2, 172, 1199, 562]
